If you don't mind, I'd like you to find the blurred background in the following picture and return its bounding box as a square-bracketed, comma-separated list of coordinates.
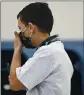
[1, 1, 84, 95]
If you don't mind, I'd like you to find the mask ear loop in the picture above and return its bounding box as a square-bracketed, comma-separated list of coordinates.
[22, 27, 28, 38]
[29, 31, 33, 38]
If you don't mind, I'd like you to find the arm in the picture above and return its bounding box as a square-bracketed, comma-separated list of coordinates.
[9, 32, 25, 91]
[15, 48, 55, 90]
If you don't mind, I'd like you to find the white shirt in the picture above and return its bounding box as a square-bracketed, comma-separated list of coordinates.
[16, 41, 73, 95]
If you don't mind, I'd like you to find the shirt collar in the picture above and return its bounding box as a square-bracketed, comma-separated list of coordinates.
[39, 34, 60, 47]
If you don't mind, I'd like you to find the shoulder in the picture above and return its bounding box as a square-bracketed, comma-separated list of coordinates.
[33, 41, 65, 59]
[34, 43, 53, 57]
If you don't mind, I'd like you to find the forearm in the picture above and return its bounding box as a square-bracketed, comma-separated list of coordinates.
[10, 48, 22, 76]
[9, 32, 25, 91]
[9, 48, 24, 91]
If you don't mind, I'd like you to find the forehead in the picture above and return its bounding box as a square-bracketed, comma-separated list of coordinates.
[18, 17, 26, 29]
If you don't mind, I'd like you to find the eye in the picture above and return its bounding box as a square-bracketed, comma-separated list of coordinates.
[18, 26, 21, 31]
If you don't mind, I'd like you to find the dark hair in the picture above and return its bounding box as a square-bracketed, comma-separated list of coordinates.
[17, 2, 54, 34]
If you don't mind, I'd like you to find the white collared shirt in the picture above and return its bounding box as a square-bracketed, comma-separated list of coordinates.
[16, 41, 73, 95]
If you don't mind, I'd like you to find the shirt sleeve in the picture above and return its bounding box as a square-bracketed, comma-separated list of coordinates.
[16, 47, 55, 90]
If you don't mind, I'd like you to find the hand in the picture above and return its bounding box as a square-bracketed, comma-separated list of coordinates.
[14, 31, 22, 50]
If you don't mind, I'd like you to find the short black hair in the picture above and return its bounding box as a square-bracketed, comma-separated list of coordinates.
[17, 2, 54, 34]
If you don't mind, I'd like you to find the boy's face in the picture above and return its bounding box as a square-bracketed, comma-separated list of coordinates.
[17, 17, 32, 38]
[17, 17, 37, 48]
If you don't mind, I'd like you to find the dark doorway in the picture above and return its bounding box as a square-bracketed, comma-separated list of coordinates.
[66, 50, 83, 95]
[1, 49, 28, 95]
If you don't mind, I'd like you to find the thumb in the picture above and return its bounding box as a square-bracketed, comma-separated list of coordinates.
[14, 31, 19, 37]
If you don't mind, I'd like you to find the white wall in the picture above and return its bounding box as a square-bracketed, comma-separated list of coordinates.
[1, 2, 83, 41]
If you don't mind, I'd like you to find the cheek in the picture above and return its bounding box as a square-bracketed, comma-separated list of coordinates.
[24, 30, 31, 38]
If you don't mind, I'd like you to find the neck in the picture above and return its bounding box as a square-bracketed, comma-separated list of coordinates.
[32, 32, 49, 47]
[39, 33, 49, 46]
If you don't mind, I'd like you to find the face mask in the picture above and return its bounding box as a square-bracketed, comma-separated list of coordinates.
[19, 32, 36, 48]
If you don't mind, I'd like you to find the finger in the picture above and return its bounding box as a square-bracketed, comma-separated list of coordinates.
[14, 31, 19, 37]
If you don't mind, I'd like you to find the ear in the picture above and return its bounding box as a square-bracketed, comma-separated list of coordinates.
[28, 22, 35, 33]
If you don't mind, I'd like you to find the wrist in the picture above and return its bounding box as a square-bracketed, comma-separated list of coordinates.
[14, 47, 22, 53]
